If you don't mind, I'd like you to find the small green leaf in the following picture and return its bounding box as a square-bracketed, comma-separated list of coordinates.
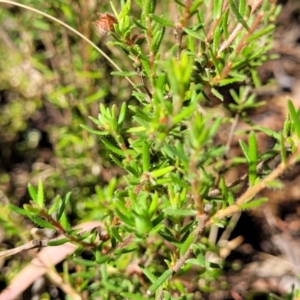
[28, 183, 37, 202]
[288, 100, 300, 140]
[255, 126, 280, 140]
[186, 255, 220, 268]
[163, 209, 197, 216]
[114, 246, 138, 255]
[29, 216, 56, 229]
[9, 204, 30, 217]
[173, 104, 196, 124]
[211, 88, 224, 101]
[149, 14, 174, 27]
[118, 102, 127, 125]
[134, 214, 153, 235]
[280, 132, 287, 165]
[239, 198, 268, 210]
[150, 26, 165, 54]
[48, 195, 61, 215]
[190, 0, 203, 14]
[37, 179, 44, 207]
[129, 105, 152, 122]
[101, 138, 125, 157]
[228, 0, 249, 30]
[147, 269, 173, 295]
[96, 255, 110, 264]
[115, 209, 135, 227]
[239, 139, 249, 162]
[213, 0, 224, 19]
[248, 131, 258, 186]
[59, 211, 71, 231]
[110, 154, 123, 168]
[111, 71, 138, 76]
[174, 0, 185, 6]
[73, 258, 95, 267]
[150, 166, 174, 178]
[238, 0, 246, 15]
[57, 192, 71, 221]
[183, 27, 205, 40]
[23, 204, 41, 214]
[220, 176, 228, 199]
[140, 265, 157, 283]
[180, 231, 194, 256]
[265, 180, 283, 189]
[80, 124, 108, 136]
[47, 237, 69, 246]
[247, 24, 275, 42]
[132, 17, 147, 30]
[149, 192, 158, 217]
[142, 141, 150, 172]
[120, 293, 148, 300]
[111, 227, 123, 242]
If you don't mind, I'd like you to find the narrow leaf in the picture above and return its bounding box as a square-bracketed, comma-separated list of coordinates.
[140, 265, 157, 283]
[163, 209, 197, 216]
[255, 125, 280, 140]
[150, 166, 174, 178]
[47, 237, 69, 246]
[183, 27, 205, 40]
[228, 0, 249, 30]
[147, 269, 173, 295]
[148, 14, 174, 27]
[111, 71, 137, 76]
[48, 195, 61, 215]
[80, 124, 108, 136]
[239, 139, 249, 162]
[213, 0, 224, 19]
[120, 293, 148, 300]
[288, 100, 300, 140]
[28, 183, 37, 202]
[57, 192, 71, 221]
[211, 87, 224, 101]
[118, 102, 127, 125]
[239, 198, 268, 210]
[280, 132, 287, 165]
[9, 204, 30, 217]
[265, 180, 283, 189]
[142, 141, 150, 172]
[248, 131, 258, 186]
[180, 231, 195, 256]
[151, 26, 165, 54]
[101, 138, 125, 157]
[37, 179, 44, 207]
[29, 216, 56, 229]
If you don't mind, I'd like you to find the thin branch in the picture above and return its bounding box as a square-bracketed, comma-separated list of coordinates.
[156, 215, 208, 299]
[0, 239, 49, 259]
[207, 146, 300, 226]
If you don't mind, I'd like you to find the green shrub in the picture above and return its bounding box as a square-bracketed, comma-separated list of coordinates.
[2, 0, 300, 299]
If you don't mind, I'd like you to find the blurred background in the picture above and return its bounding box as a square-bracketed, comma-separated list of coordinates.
[1, 0, 300, 298]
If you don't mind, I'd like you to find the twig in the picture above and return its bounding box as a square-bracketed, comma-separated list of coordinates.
[156, 215, 208, 299]
[207, 146, 300, 226]
[0, 239, 49, 258]
[208, 154, 279, 198]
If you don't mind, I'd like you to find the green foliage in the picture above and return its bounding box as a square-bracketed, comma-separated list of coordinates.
[2, 0, 300, 299]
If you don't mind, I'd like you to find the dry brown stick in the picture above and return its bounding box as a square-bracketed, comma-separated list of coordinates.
[0, 239, 49, 259]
